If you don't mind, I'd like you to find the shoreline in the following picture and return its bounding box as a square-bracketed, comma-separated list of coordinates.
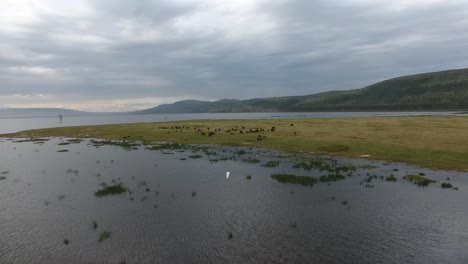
[2, 116, 468, 171]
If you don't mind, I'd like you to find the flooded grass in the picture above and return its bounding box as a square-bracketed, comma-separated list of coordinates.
[12, 138, 50, 143]
[386, 175, 398, 182]
[441, 182, 454, 189]
[90, 140, 140, 150]
[261, 160, 280, 167]
[98, 231, 111, 242]
[404, 174, 436, 187]
[359, 165, 378, 169]
[94, 183, 127, 197]
[271, 174, 317, 186]
[243, 158, 261, 164]
[319, 174, 346, 182]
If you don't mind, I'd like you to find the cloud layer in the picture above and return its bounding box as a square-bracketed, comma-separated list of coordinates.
[1, 0, 468, 111]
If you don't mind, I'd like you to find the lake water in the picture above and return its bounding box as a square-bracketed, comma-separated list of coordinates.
[1, 138, 467, 263]
[0, 111, 460, 134]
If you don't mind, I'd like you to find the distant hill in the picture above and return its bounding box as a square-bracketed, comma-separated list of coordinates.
[135, 68, 468, 113]
[0, 108, 90, 118]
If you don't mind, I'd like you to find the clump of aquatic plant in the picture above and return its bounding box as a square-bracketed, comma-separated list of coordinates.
[13, 138, 49, 143]
[63, 239, 70, 245]
[94, 183, 127, 197]
[335, 165, 357, 172]
[1, 171, 10, 175]
[92, 221, 98, 230]
[359, 165, 378, 169]
[386, 175, 397, 182]
[242, 158, 261, 164]
[57, 149, 69, 152]
[188, 155, 202, 159]
[292, 158, 339, 172]
[227, 232, 233, 239]
[146, 143, 186, 151]
[246, 175, 252, 180]
[319, 174, 346, 182]
[98, 231, 111, 242]
[0, 176, 6, 180]
[262, 160, 280, 168]
[236, 150, 247, 155]
[341, 201, 348, 205]
[405, 174, 436, 187]
[90, 140, 139, 150]
[441, 182, 453, 189]
[271, 174, 317, 186]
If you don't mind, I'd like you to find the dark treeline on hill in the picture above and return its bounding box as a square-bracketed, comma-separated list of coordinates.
[135, 68, 468, 113]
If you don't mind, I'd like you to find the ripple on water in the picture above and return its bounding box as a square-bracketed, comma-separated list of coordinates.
[1, 138, 468, 263]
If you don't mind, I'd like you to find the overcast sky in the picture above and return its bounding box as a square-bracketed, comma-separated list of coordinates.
[1, 0, 468, 112]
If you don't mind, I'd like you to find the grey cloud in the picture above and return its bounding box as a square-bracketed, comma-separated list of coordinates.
[1, 0, 468, 111]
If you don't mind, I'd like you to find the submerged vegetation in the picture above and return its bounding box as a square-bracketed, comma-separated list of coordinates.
[271, 174, 317, 186]
[95, 183, 127, 197]
[441, 182, 454, 189]
[98, 231, 111, 242]
[90, 140, 140, 150]
[404, 174, 436, 187]
[261, 160, 280, 167]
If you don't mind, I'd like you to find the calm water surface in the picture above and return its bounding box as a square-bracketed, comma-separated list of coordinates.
[0, 111, 459, 134]
[0, 138, 467, 263]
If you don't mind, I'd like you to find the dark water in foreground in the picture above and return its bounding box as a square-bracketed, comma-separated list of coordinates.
[0, 111, 460, 134]
[0, 138, 467, 263]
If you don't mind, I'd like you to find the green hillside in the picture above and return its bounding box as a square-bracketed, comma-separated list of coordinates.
[135, 68, 468, 113]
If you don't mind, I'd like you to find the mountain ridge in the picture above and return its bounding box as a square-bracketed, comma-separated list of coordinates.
[134, 68, 468, 114]
[0, 108, 91, 118]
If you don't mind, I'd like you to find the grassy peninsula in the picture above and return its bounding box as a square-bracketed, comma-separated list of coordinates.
[3, 116, 468, 171]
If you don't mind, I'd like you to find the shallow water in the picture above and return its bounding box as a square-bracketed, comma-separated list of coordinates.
[0, 111, 459, 134]
[0, 138, 467, 263]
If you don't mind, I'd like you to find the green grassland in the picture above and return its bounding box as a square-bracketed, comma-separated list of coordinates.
[3, 116, 468, 171]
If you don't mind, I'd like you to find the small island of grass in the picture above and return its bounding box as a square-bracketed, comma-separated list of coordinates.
[271, 174, 317, 186]
[95, 183, 127, 197]
[404, 174, 436, 187]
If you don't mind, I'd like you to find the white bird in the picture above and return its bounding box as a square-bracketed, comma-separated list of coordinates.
[226, 171, 230, 179]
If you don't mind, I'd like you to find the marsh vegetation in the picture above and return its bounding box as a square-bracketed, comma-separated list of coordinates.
[94, 183, 127, 197]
